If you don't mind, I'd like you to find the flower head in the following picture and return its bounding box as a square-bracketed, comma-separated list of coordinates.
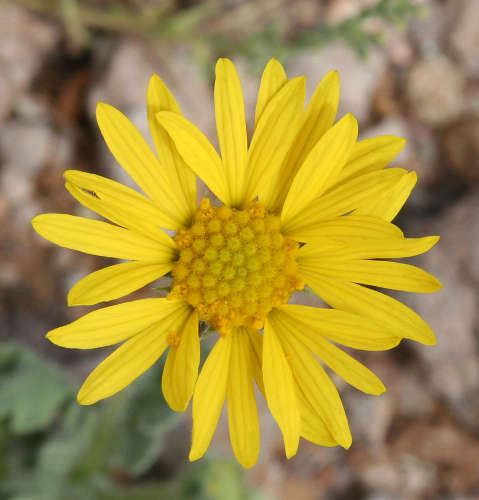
[32, 58, 441, 468]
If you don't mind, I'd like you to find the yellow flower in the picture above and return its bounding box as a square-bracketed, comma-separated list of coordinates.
[32, 58, 441, 468]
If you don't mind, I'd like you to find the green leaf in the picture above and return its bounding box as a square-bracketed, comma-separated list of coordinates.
[0, 344, 73, 435]
[71, 393, 127, 479]
[98, 484, 179, 500]
[180, 460, 269, 500]
[35, 403, 99, 483]
[0, 369, 72, 435]
[115, 362, 179, 475]
[0, 342, 21, 369]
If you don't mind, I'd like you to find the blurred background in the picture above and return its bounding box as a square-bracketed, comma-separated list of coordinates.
[0, 0, 478, 498]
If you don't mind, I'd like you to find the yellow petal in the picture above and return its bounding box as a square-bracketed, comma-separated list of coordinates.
[298, 235, 439, 260]
[270, 70, 340, 212]
[338, 135, 406, 184]
[227, 328, 260, 469]
[215, 58, 248, 207]
[267, 308, 338, 447]
[353, 171, 417, 222]
[162, 309, 199, 412]
[297, 384, 337, 447]
[245, 77, 306, 207]
[156, 110, 230, 205]
[65, 182, 174, 246]
[255, 58, 288, 126]
[68, 261, 172, 306]
[268, 309, 351, 448]
[277, 304, 400, 351]
[281, 113, 358, 230]
[64, 170, 178, 230]
[189, 335, 232, 462]
[147, 74, 196, 225]
[307, 336, 385, 395]
[32, 214, 176, 262]
[248, 329, 265, 394]
[263, 317, 300, 458]
[274, 309, 385, 395]
[96, 103, 187, 227]
[300, 272, 437, 345]
[283, 168, 406, 235]
[285, 215, 403, 245]
[47, 298, 189, 349]
[77, 306, 190, 405]
[305, 259, 442, 293]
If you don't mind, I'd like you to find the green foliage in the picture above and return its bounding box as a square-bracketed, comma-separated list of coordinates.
[289, 0, 422, 60]
[113, 365, 179, 476]
[97, 460, 268, 500]
[0, 345, 72, 435]
[177, 461, 268, 500]
[16, 0, 422, 67]
[205, 0, 421, 70]
[0, 342, 263, 500]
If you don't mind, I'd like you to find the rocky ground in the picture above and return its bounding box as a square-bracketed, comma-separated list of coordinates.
[1, 0, 478, 498]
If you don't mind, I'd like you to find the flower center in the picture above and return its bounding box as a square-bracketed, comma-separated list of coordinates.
[169, 198, 304, 335]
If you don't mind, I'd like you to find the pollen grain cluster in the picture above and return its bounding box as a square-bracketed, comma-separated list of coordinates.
[169, 198, 304, 335]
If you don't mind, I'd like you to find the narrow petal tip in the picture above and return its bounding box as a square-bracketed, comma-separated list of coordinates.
[188, 448, 203, 463]
[286, 75, 307, 96]
[67, 289, 82, 307]
[215, 57, 234, 70]
[283, 75, 307, 105]
[239, 460, 256, 470]
[385, 135, 407, 157]
[282, 426, 300, 459]
[264, 57, 286, 72]
[373, 381, 387, 396]
[343, 112, 359, 130]
[292, 74, 307, 87]
[325, 69, 340, 83]
[62, 169, 78, 182]
[177, 402, 189, 412]
[45, 329, 57, 344]
[341, 435, 353, 450]
[408, 328, 437, 346]
[425, 334, 437, 346]
[267, 57, 281, 65]
[285, 443, 299, 459]
[430, 235, 440, 246]
[31, 214, 60, 239]
[148, 73, 161, 86]
[77, 390, 95, 406]
[95, 101, 108, 116]
[431, 276, 443, 292]
[31, 215, 41, 231]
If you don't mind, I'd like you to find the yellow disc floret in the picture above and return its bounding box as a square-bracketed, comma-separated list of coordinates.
[169, 199, 303, 335]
